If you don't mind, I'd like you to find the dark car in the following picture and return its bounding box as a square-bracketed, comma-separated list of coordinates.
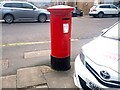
[72, 7, 83, 17]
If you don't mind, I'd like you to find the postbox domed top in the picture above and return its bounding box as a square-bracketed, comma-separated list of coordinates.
[47, 5, 74, 12]
[48, 5, 74, 9]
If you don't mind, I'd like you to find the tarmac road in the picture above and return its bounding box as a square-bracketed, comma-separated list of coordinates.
[1, 16, 119, 76]
[2, 16, 119, 44]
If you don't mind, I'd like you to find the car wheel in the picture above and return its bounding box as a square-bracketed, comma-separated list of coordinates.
[38, 14, 47, 23]
[80, 13, 83, 16]
[4, 14, 14, 24]
[98, 12, 104, 18]
[72, 13, 77, 17]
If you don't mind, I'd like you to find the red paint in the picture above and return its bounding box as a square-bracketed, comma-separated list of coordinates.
[104, 53, 120, 61]
[47, 5, 74, 58]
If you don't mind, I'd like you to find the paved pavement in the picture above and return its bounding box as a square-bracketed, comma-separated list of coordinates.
[0, 62, 79, 89]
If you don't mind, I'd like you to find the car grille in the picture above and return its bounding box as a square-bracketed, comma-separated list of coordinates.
[78, 75, 91, 90]
[85, 62, 120, 88]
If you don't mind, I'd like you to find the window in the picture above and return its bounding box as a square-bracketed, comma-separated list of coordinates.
[12, 3, 22, 8]
[110, 5, 117, 9]
[22, 3, 33, 9]
[4, 3, 12, 7]
[102, 24, 119, 40]
[3, 3, 22, 8]
[99, 5, 111, 8]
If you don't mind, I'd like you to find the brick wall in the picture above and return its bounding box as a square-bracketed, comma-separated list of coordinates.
[77, 2, 94, 15]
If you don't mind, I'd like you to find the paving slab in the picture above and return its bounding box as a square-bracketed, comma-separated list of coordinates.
[1, 75, 16, 88]
[44, 62, 77, 88]
[44, 72, 77, 88]
[17, 66, 46, 88]
[39, 65, 54, 74]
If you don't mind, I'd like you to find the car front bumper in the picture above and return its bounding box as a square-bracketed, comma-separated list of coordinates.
[73, 55, 108, 89]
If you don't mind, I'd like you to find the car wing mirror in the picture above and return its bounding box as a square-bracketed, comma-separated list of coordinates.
[101, 28, 108, 33]
[33, 8, 36, 10]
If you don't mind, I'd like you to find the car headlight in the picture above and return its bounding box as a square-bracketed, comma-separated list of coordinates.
[80, 51, 85, 65]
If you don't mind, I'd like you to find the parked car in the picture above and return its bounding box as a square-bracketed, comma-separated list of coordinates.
[0, 1, 50, 23]
[72, 7, 83, 17]
[89, 4, 120, 18]
[73, 22, 120, 90]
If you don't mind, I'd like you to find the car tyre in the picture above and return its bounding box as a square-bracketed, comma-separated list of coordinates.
[98, 12, 104, 18]
[38, 14, 47, 23]
[72, 13, 76, 17]
[4, 14, 14, 24]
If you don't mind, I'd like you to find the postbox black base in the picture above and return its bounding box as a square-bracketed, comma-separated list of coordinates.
[51, 56, 71, 71]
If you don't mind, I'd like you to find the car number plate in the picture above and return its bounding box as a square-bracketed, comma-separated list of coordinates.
[86, 78, 101, 90]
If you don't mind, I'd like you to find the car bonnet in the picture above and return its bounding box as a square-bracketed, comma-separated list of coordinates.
[82, 36, 119, 73]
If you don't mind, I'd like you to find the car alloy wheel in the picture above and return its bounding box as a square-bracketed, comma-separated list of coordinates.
[38, 14, 47, 23]
[4, 14, 14, 24]
[98, 12, 104, 18]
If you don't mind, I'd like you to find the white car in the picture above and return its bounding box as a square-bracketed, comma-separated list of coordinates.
[89, 4, 120, 18]
[73, 22, 120, 90]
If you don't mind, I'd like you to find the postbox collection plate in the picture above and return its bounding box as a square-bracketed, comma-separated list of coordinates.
[63, 23, 69, 33]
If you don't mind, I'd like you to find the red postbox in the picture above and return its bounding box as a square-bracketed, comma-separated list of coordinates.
[47, 5, 74, 71]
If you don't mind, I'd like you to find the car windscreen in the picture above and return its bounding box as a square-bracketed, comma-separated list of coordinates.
[102, 23, 119, 40]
